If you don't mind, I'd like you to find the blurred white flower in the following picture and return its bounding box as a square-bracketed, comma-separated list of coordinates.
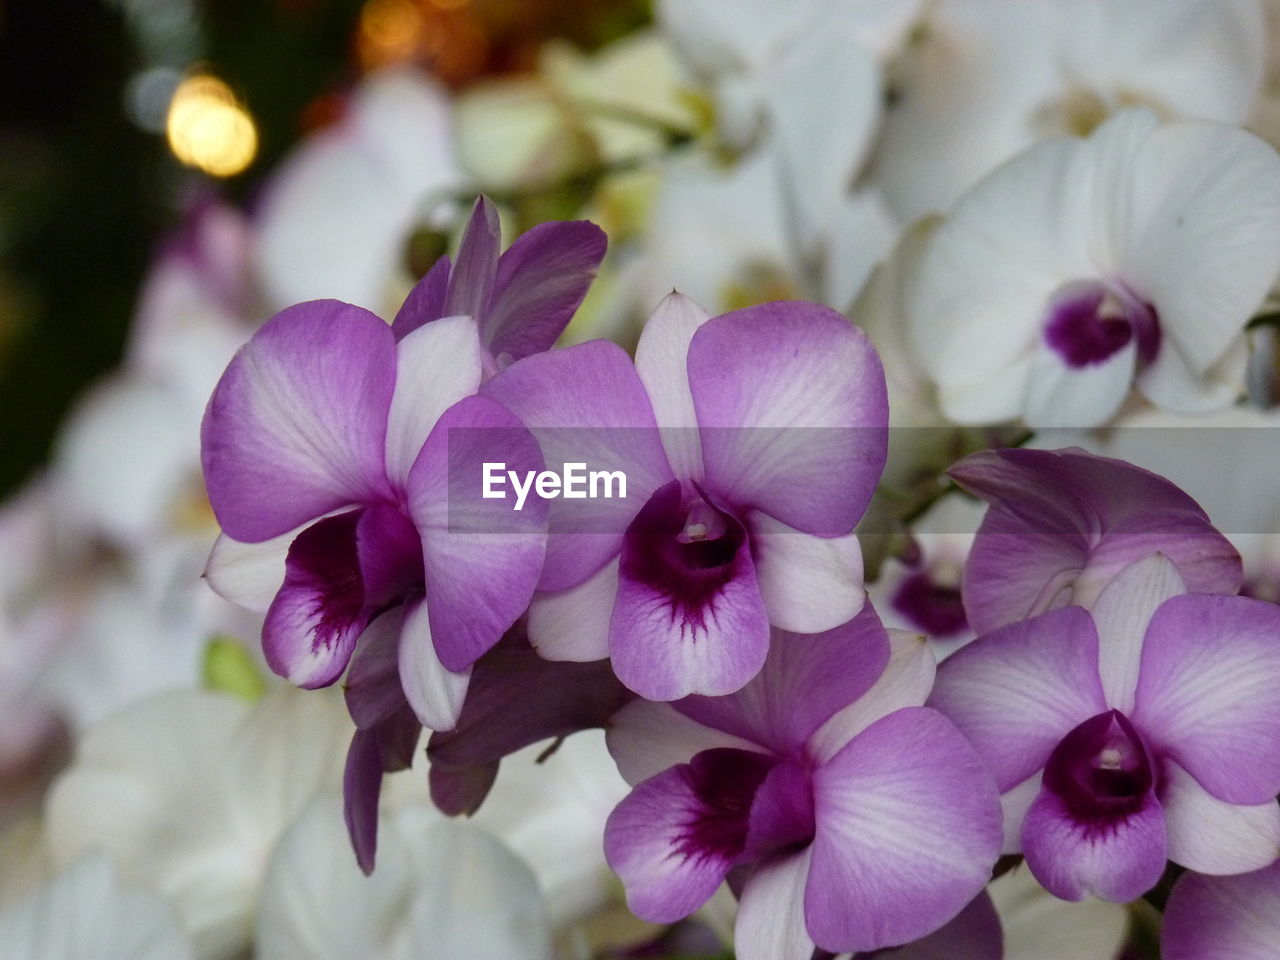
[256, 796, 551, 960]
[254, 67, 460, 316]
[45, 686, 352, 960]
[906, 109, 1280, 427]
[876, 0, 1268, 221]
[988, 867, 1129, 960]
[0, 855, 193, 960]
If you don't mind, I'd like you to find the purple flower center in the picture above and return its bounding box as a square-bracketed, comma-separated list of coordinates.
[620, 480, 748, 624]
[891, 568, 968, 638]
[672, 748, 778, 866]
[1043, 281, 1160, 369]
[1043, 710, 1154, 826]
[284, 511, 368, 653]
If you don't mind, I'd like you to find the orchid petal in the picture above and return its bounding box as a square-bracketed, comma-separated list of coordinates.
[807, 707, 1002, 954]
[205, 530, 292, 614]
[397, 598, 471, 731]
[442, 197, 500, 321]
[201, 300, 395, 542]
[605, 699, 763, 786]
[481, 339, 673, 590]
[929, 606, 1107, 791]
[390, 253, 451, 340]
[1133, 593, 1280, 805]
[733, 851, 815, 960]
[526, 558, 617, 662]
[408, 396, 547, 672]
[1163, 863, 1280, 960]
[1021, 783, 1166, 903]
[749, 511, 865, 634]
[634, 291, 711, 479]
[1162, 760, 1280, 876]
[688, 301, 887, 535]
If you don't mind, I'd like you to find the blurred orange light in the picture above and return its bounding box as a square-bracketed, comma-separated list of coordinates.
[359, 0, 423, 68]
[165, 75, 258, 178]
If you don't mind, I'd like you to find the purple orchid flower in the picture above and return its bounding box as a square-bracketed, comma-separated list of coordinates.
[950, 447, 1241, 635]
[392, 195, 606, 372]
[201, 301, 548, 732]
[1163, 862, 1280, 960]
[483, 292, 888, 700]
[603, 605, 1003, 959]
[931, 553, 1280, 903]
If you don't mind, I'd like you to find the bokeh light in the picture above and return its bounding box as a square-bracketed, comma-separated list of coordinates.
[165, 74, 258, 177]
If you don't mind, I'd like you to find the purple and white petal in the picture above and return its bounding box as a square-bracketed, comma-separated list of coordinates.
[1091, 552, 1186, 715]
[605, 699, 763, 786]
[733, 851, 815, 960]
[204, 530, 293, 614]
[749, 511, 865, 635]
[678, 604, 891, 757]
[929, 606, 1107, 791]
[390, 252, 451, 340]
[605, 748, 777, 924]
[482, 218, 607, 364]
[610, 482, 770, 700]
[688, 301, 888, 536]
[1162, 761, 1280, 876]
[201, 301, 396, 541]
[344, 608, 408, 730]
[1021, 784, 1166, 903]
[806, 707, 1002, 954]
[809, 627, 936, 765]
[1163, 863, 1280, 960]
[398, 598, 471, 731]
[482, 339, 674, 590]
[384, 314, 484, 488]
[408, 396, 547, 672]
[442, 196, 501, 322]
[877, 891, 1002, 960]
[1133, 593, 1280, 805]
[525, 558, 617, 663]
[262, 512, 369, 688]
[634, 291, 711, 480]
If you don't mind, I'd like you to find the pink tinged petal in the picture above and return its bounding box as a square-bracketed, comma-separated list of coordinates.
[390, 253, 451, 340]
[634, 291, 712, 480]
[952, 447, 1240, 635]
[1161, 760, 1280, 876]
[1022, 710, 1164, 903]
[743, 758, 815, 860]
[397, 598, 471, 731]
[201, 300, 396, 542]
[442, 196, 500, 321]
[1090, 553, 1186, 715]
[733, 851, 815, 960]
[481, 339, 674, 591]
[610, 482, 770, 700]
[929, 607, 1107, 791]
[606, 699, 764, 787]
[263, 512, 370, 688]
[809, 627, 936, 765]
[204, 531, 292, 614]
[688, 301, 888, 536]
[408, 396, 548, 672]
[604, 748, 777, 924]
[1021, 785, 1166, 903]
[344, 608, 407, 729]
[806, 707, 1003, 954]
[1162, 862, 1280, 960]
[877, 892, 1002, 960]
[677, 603, 891, 757]
[526, 558, 617, 663]
[383, 314, 484, 487]
[749, 511, 865, 634]
[1132, 593, 1280, 805]
[481, 219, 608, 364]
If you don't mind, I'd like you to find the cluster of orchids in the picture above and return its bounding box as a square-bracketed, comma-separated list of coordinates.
[198, 191, 1280, 959]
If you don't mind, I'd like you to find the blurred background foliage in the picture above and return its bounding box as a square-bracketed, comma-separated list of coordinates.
[0, 0, 651, 498]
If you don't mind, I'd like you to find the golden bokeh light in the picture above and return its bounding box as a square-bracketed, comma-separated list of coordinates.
[166, 74, 258, 178]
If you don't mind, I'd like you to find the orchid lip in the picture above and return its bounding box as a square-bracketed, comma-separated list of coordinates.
[1043, 279, 1159, 369]
[1043, 709, 1155, 827]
